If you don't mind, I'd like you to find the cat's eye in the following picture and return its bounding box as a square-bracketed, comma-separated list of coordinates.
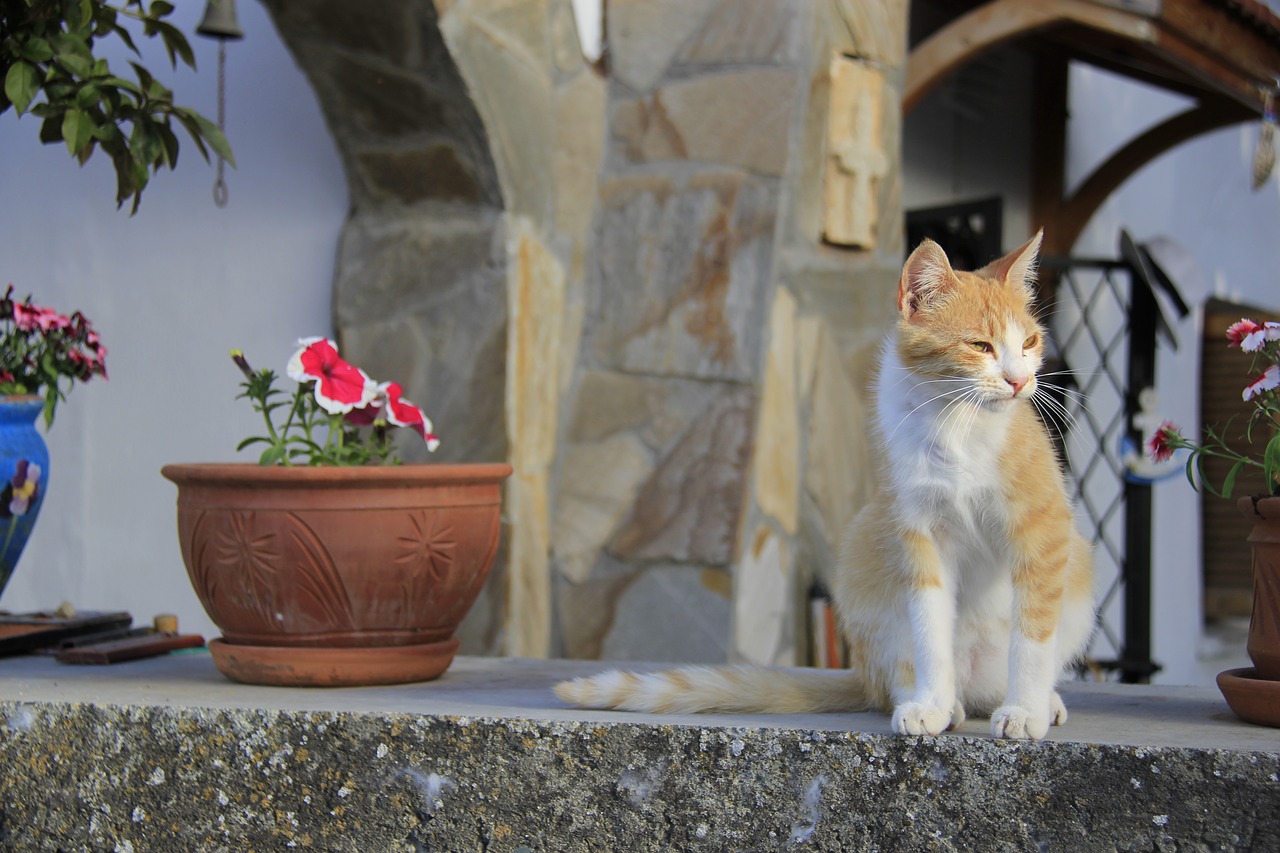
[1023, 334, 1040, 349]
[969, 341, 993, 354]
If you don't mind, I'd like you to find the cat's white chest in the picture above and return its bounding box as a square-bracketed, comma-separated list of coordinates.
[875, 351, 1011, 515]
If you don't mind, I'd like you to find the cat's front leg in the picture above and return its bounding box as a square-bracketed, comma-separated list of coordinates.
[892, 531, 957, 736]
[991, 617, 1060, 740]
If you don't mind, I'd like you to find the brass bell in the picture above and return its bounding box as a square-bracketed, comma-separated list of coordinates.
[197, 0, 244, 41]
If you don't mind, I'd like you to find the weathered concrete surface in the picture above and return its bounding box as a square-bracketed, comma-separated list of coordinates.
[2, 654, 1277, 851]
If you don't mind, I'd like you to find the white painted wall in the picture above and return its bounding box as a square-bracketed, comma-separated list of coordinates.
[0, 2, 346, 639]
[1069, 65, 1280, 687]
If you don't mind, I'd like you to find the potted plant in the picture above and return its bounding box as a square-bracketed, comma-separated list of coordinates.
[1149, 318, 1280, 726]
[161, 338, 510, 687]
[0, 286, 107, 602]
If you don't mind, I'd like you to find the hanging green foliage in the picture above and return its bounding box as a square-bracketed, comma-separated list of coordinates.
[1, 0, 235, 213]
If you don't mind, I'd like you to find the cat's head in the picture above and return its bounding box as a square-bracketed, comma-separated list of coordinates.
[894, 231, 1046, 408]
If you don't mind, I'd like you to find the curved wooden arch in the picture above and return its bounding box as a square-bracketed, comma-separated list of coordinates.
[905, 0, 1155, 115]
[1057, 102, 1249, 251]
[905, 0, 1267, 256]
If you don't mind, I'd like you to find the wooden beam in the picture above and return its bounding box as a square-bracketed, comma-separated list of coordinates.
[1160, 0, 1280, 106]
[1153, 24, 1271, 112]
[905, 0, 1156, 114]
[1056, 102, 1250, 252]
[1030, 46, 1069, 291]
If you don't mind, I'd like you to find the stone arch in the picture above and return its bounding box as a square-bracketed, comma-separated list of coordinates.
[262, 0, 911, 666]
[262, 0, 606, 657]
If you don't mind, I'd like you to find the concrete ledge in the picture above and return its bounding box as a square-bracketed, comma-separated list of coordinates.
[2, 653, 1278, 851]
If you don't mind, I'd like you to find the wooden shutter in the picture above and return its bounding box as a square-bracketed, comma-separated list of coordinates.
[1201, 299, 1280, 621]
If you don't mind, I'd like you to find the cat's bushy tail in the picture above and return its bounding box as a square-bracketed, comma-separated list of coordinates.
[553, 664, 872, 715]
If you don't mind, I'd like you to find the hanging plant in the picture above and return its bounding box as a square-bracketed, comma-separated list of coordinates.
[0, 0, 234, 212]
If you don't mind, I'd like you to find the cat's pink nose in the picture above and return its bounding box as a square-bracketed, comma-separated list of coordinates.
[1006, 375, 1029, 395]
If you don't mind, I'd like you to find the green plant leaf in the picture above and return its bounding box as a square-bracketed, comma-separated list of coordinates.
[152, 20, 194, 70]
[39, 115, 63, 144]
[1266, 433, 1280, 493]
[130, 121, 161, 167]
[190, 111, 235, 167]
[172, 109, 210, 161]
[1222, 459, 1244, 499]
[101, 75, 141, 97]
[5, 61, 40, 114]
[71, 0, 94, 31]
[112, 22, 140, 56]
[155, 120, 179, 168]
[128, 61, 153, 96]
[51, 31, 95, 62]
[259, 445, 287, 467]
[62, 107, 93, 155]
[55, 49, 93, 79]
[75, 83, 99, 108]
[19, 38, 55, 63]
[1184, 451, 1200, 492]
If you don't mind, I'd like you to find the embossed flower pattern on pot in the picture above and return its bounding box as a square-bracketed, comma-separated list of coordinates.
[214, 512, 283, 626]
[397, 511, 456, 585]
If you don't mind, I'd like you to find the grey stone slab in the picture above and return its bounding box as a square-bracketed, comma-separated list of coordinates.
[1, 654, 1278, 852]
[600, 565, 731, 662]
[587, 173, 777, 383]
[609, 385, 756, 565]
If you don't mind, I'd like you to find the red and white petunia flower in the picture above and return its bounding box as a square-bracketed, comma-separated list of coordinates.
[286, 337, 378, 414]
[1244, 363, 1280, 402]
[1239, 321, 1280, 353]
[1226, 319, 1263, 348]
[383, 382, 440, 451]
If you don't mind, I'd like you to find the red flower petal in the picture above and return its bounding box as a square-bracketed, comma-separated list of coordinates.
[1226, 319, 1262, 347]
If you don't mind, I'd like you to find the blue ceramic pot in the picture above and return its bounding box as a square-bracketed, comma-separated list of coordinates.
[0, 397, 49, 602]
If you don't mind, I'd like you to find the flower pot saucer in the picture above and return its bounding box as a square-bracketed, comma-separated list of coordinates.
[208, 637, 461, 687]
[1216, 667, 1280, 728]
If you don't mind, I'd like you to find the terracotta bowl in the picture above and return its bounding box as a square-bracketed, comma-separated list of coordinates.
[162, 462, 510, 686]
[1216, 667, 1280, 728]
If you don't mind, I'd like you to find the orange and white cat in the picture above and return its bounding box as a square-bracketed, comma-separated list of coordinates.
[555, 231, 1096, 740]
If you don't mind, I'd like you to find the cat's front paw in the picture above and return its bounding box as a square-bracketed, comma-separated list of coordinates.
[990, 705, 1050, 740]
[892, 701, 952, 736]
[1050, 691, 1068, 726]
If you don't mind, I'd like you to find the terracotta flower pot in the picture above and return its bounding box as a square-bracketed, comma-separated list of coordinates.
[161, 462, 510, 687]
[1216, 495, 1280, 727]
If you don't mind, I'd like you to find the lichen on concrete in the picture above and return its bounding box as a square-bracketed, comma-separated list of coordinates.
[3, 697, 1278, 851]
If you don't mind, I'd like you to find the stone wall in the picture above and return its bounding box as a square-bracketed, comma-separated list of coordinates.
[261, 0, 907, 664]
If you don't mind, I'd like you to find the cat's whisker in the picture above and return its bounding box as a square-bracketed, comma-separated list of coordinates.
[1031, 390, 1080, 447]
[927, 387, 985, 469]
[1037, 380, 1097, 423]
[886, 368, 970, 393]
[884, 383, 972, 442]
[1036, 366, 1104, 386]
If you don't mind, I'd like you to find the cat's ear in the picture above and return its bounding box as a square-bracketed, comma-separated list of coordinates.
[897, 238, 955, 320]
[981, 229, 1044, 293]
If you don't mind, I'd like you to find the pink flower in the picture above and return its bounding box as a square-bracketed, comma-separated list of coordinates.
[383, 382, 440, 451]
[11, 302, 42, 332]
[286, 337, 377, 414]
[343, 401, 380, 427]
[1226, 319, 1262, 347]
[34, 308, 71, 333]
[1244, 364, 1280, 401]
[1235, 320, 1280, 353]
[1148, 421, 1181, 463]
